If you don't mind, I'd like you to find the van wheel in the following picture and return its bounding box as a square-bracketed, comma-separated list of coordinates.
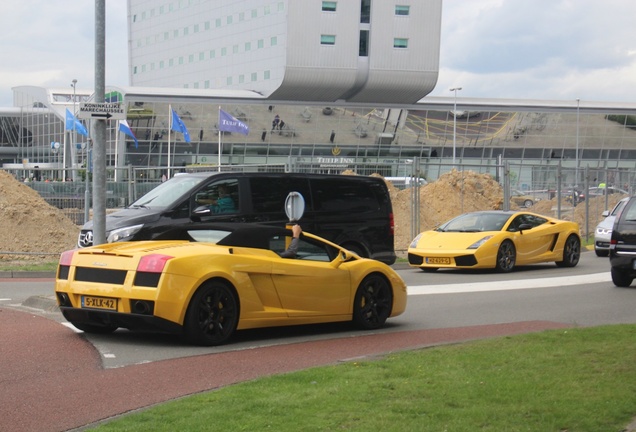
[611, 267, 633, 287]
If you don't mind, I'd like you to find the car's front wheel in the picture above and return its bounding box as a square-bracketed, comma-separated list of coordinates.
[611, 267, 633, 287]
[556, 235, 581, 267]
[352, 274, 393, 330]
[495, 240, 516, 272]
[183, 281, 239, 346]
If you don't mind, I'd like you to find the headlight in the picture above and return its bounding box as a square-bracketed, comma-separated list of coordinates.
[107, 224, 144, 243]
[468, 236, 493, 249]
[596, 227, 612, 235]
[409, 233, 423, 248]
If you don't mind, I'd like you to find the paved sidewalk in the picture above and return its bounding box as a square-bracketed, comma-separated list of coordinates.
[0, 305, 570, 432]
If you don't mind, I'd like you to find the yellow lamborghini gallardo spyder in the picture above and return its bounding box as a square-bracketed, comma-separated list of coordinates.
[408, 211, 581, 272]
[55, 223, 407, 346]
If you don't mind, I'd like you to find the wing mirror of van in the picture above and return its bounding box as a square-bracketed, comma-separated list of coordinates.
[193, 205, 212, 218]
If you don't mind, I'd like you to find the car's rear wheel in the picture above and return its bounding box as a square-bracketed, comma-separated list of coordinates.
[495, 240, 516, 272]
[184, 281, 239, 346]
[523, 199, 533, 208]
[611, 267, 633, 287]
[70, 322, 118, 334]
[595, 248, 609, 257]
[556, 235, 581, 267]
[352, 274, 393, 330]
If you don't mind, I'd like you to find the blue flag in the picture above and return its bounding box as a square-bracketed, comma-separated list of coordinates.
[119, 120, 138, 148]
[65, 108, 88, 137]
[171, 109, 191, 142]
[218, 109, 250, 136]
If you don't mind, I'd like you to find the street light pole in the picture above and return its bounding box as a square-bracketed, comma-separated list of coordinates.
[450, 87, 462, 168]
[576, 98, 580, 187]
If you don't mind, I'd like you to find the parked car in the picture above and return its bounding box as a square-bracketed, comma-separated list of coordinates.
[510, 190, 537, 208]
[55, 223, 407, 346]
[407, 210, 581, 272]
[609, 197, 636, 287]
[77, 172, 396, 264]
[594, 197, 630, 257]
[578, 186, 629, 202]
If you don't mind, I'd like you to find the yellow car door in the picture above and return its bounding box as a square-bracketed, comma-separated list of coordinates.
[271, 258, 351, 317]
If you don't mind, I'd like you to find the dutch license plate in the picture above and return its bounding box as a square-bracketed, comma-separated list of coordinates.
[81, 296, 117, 311]
[426, 257, 451, 265]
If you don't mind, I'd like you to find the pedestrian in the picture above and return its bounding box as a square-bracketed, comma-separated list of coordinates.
[272, 114, 280, 131]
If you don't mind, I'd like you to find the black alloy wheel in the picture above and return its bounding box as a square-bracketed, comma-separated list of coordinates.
[495, 240, 516, 272]
[352, 274, 393, 330]
[184, 281, 239, 346]
[556, 235, 581, 267]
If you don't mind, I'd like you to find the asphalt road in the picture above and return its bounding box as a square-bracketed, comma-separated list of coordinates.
[1, 251, 635, 431]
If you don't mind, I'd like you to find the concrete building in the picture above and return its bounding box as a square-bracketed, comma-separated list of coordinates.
[128, 0, 442, 103]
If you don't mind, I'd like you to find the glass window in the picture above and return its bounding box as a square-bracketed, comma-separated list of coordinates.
[258, 39, 264, 48]
[395, 5, 410, 15]
[321, 35, 336, 45]
[322, 1, 337, 11]
[359, 30, 369, 56]
[250, 177, 312, 214]
[394, 38, 408, 48]
[271, 36, 278, 46]
[245, 42, 251, 51]
[360, 0, 370, 23]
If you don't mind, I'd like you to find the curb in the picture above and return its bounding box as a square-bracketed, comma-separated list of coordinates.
[0, 271, 55, 279]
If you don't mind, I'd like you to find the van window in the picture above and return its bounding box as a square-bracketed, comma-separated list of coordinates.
[250, 177, 312, 213]
[131, 175, 207, 209]
[195, 179, 239, 214]
[312, 178, 379, 212]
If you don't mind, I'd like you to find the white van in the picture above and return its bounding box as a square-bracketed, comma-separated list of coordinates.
[384, 177, 427, 190]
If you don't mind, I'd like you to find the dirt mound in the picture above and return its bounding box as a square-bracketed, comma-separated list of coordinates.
[0, 171, 78, 261]
[0, 168, 623, 262]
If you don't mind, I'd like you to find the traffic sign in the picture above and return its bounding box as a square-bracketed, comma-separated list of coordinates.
[78, 102, 126, 120]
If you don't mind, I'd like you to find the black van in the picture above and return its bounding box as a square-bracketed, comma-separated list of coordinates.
[77, 172, 396, 264]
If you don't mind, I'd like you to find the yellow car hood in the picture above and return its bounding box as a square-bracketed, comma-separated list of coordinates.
[416, 230, 495, 250]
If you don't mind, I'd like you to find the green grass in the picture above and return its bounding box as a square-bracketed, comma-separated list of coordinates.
[89, 325, 636, 432]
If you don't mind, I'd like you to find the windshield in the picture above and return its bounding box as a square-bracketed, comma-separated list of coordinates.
[129, 175, 208, 209]
[438, 213, 512, 232]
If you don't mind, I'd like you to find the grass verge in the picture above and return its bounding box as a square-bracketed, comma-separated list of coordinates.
[89, 325, 636, 432]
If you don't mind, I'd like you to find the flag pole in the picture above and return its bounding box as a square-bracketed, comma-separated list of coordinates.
[218, 106, 221, 172]
[114, 121, 119, 182]
[167, 104, 172, 178]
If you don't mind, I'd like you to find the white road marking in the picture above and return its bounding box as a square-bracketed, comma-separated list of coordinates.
[62, 322, 84, 333]
[409, 272, 612, 295]
[0, 298, 11, 302]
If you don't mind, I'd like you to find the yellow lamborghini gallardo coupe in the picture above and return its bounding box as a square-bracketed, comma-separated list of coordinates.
[408, 211, 581, 272]
[55, 223, 407, 346]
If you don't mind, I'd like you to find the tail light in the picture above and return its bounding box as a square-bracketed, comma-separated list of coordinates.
[137, 254, 173, 273]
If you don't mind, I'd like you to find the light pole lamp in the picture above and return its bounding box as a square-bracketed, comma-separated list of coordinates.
[450, 87, 462, 167]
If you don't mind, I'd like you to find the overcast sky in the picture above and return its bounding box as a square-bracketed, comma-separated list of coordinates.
[1, 0, 636, 107]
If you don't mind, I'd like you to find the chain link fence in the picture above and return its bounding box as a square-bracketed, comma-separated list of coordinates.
[7, 159, 634, 245]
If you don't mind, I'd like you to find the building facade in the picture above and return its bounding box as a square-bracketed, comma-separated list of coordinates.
[128, 0, 442, 103]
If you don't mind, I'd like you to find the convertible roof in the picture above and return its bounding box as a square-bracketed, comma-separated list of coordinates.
[154, 223, 292, 250]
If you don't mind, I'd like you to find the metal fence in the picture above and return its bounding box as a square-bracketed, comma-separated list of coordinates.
[7, 159, 634, 245]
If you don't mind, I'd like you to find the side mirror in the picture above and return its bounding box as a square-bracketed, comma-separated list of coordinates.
[193, 205, 211, 217]
[518, 223, 533, 232]
[602, 210, 610, 217]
